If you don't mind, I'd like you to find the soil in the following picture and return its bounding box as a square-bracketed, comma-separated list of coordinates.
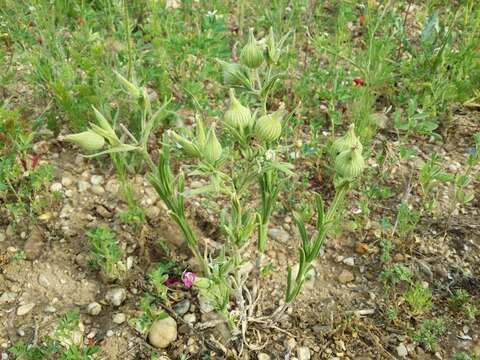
[1, 110, 480, 360]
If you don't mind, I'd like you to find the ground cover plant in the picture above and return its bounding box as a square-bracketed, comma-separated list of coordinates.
[0, 0, 479, 359]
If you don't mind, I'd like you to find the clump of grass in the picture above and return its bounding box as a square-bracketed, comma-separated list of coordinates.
[405, 281, 433, 315]
[413, 318, 446, 352]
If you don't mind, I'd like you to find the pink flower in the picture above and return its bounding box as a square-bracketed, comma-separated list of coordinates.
[353, 78, 364, 86]
[182, 271, 196, 288]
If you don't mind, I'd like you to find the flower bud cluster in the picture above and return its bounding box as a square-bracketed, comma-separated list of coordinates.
[332, 124, 365, 179]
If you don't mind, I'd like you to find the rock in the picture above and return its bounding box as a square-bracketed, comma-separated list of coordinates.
[50, 182, 63, 192]
[145, 206, 160, 221]
[90, 175, 104, 186]
[91, 185, 105, 195]
[183, 313, 196, 325]
[44, 305, 56, 313]
[105, 288, 126, 306]
[338, 270, 355, 284]
[17, 303, 35, 316]
[0, 292, 16, 305]
[342, 257, 355, 266]
[355, 242, 369, 254]
[297, 346, 311, 360]
[38, 273, 50, 288]
[87, 302, 102, 316]
[24, 227, 43, 260]
[198, 295, 214, 313]
[77, 180, 90, 192]
[61, 176, 73, 187]
[75, 253, 87, 267]
[106, 330, 114, 337]
[148, 317, 177, 348]
[113, 313, 126, 324]
[95, 205, 112, 218]
[257, 353, 271, 360]
[396, 344, 408, 357]
[173, 299, 190, 316]
[268, 228, 290, 243]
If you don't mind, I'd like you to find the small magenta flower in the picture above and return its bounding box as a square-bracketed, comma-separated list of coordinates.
[182, 271, 196, 288]
[353, 78, 364, 86]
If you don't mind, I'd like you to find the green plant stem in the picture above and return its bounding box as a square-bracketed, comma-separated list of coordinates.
[285, 181, 350, 305]
[123, 0, 133, 80]
[138, 147, 208, 274]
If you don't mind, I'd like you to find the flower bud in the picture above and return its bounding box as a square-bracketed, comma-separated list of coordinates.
[265, 27, 277, 65]
[224, 89, 252, 130]
[331, 124, 363, 155]
[114, 71, 141, 99]
[64, 131, 105, 152]
[204, 129, 222, 164]
[91, 106, 120, 146]
[255, 109, 284, 142]
[240, 28, 264, 69]
[170, 131, 201, 158]
[335, 147, 365, 179]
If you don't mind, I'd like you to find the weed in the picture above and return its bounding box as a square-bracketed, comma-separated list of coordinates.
[130, 295, 168, 335]
[379, 264, 412, 291]
[413, 318, 446, 352]
[405, 282, 433, 315]
[149, 261, 178, 301]
[86, 226, 126, 280]
[9, 310, 99, 360]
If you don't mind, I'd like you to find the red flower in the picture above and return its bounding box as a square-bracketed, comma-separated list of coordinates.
[353, 78, 364, 86]
[359, 15, 365, 26]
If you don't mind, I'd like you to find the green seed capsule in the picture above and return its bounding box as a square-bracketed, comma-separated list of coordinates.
[255, 109, 284, 142]
[335, 147, 365, 179]
[204, 129, 222, 164]
[64, 131, 105, 152]
[240, 29, 264, 69]
[170, 131, 201, 158]
[331, 124, 363, 155]
[224, 89, 252, 130]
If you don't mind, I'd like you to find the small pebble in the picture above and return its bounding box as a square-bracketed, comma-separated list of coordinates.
[49, 182, 63, 192]
[338, 270, 355, 284]
[342, 257, 355, 267]
[148, 317, 177, 348]
[87, 302, 102, 316]
[173, 299, 190, 316]
[90, 175, 104, 185]
[91, 185, 105, 195]
[106, 330, 114, 337]
[77, 180, 90, 192]
[183, 313, 196, 324]
[268, 228, 290, 243]
[297, 346, 311, 360]
[257, 353, 271, 360]
[396, 343, 408, 358]
[113, 313, 126, 324]
[61, 176, 73, 187]
[17, 303, 35, 316]
[105, 288, 126, 307]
